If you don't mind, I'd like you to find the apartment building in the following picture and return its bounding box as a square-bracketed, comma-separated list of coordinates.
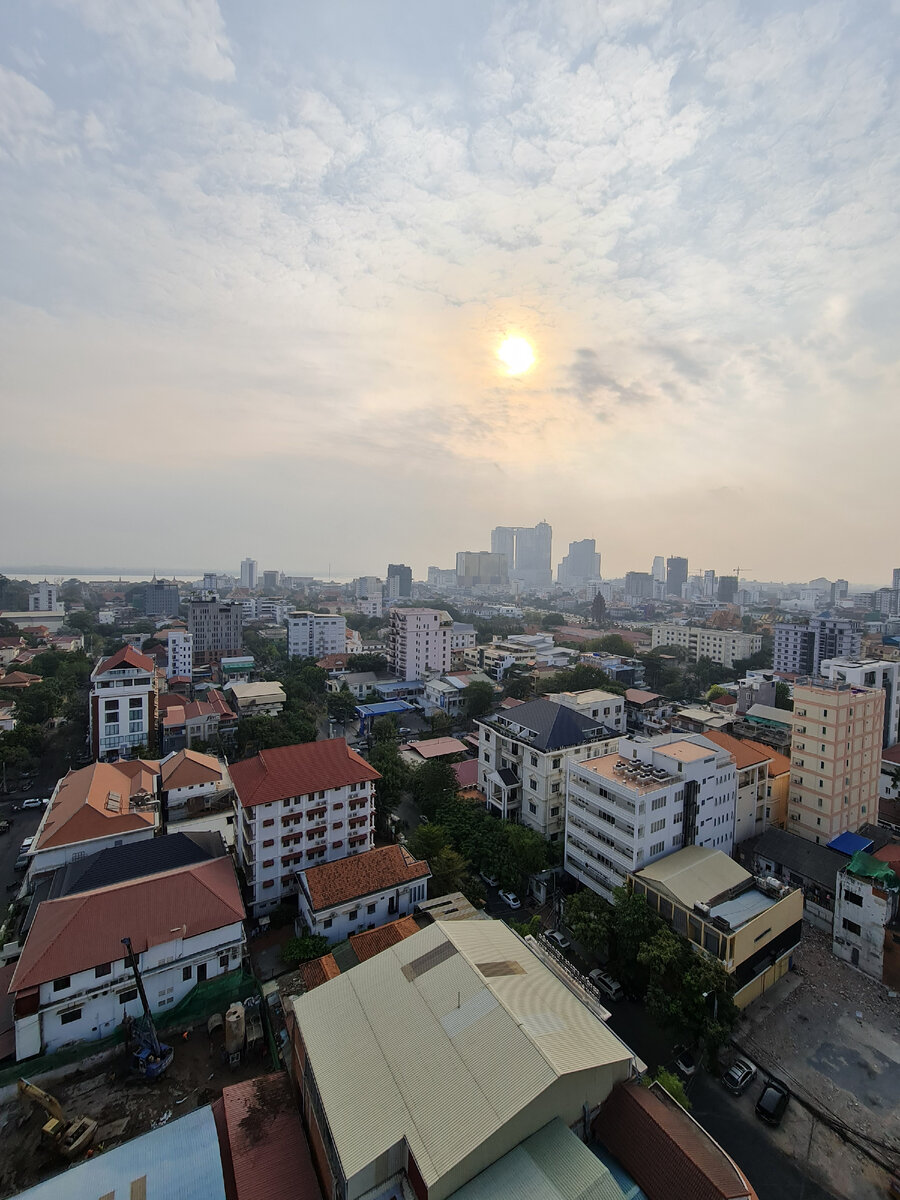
[788, 679, 884, 843]
[774, 616, 862, 677]
[545, 689, 626, 734]
[564, 734, 738, 902]
[187, 598, 243, 666]
[701, 730, 773, 845]
[388, 607, 451, 681]
[89, 645, 158, 760]
[357, 595, 382, 618]
[287, 611, 347, 660]
[166, 630, 193, 679]
[650, 624, 762, 668]
[240, 558, 258, 589]
[477, 698, 617, 840]
[820, 657, 900, 747]
[28, 581, 63, 612]
[231, 739, 380, 916]
[455, 551, 509, 588]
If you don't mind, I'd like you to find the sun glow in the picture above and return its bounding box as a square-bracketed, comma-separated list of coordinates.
[497, 336, 535, 375]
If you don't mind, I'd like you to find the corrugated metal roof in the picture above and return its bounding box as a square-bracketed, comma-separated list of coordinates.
[14, 1106, 225, 1200]
[634, 846, 748, 909]
[292, 919, 635, 1190]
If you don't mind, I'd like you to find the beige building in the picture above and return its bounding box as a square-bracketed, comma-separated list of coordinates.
[388, 607, 452, 681]
[788, 679, 884, 843]
[631, 845, 803, 1009]
[650, 624, 762, 668]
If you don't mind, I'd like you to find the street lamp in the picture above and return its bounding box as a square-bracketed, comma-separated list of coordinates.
[702, 989, 719, 1021]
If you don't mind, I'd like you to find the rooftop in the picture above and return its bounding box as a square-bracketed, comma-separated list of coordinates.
[50, 830, 223, 897]
[291, 918, 636, 1191]
[231, 738, 380, 809]
[33, 761, 158, 852]
[634, 846, 751, 911]
[160, 748, 226, 791]
[92, 644, 155, 676]
[225, 681, 286, 701]
[700, 730, 770, 771]
[217, 1074, 322, 1200]
[624, 688, 663, 706]
[743, 827, 846, 891]
[580, 754, 674, 796]
[301, 844, 430, 911]
[404, 737, 468, 759]
[486, 697, 607, 752]
[744, 703, 793, 726]
[348, 915, 421, 962]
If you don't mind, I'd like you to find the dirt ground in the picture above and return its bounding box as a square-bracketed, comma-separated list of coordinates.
[0, 1026, 275, 1199]
[735, 924, 900, 1200]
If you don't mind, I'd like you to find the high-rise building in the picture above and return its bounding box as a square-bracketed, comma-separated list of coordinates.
[703, 570, 717, 598]
[491, 523, 552, 588]
[28, 581, 62, 613]
[262, 570, 279, 590]
[773, 616, 862, 677]
[831, 579, 849, 604]
[386, 564, 412, 599]
[652, 556, 666, 583]
[650, 624, 762, 668]
[240, 558, 258, 590]
[773, 623, 816, 675]
[356, 576, 382, 599]
[140, 577, 180, 618]
[89, 645, 158, 760]
[666, 556, 688, 598]
[426, 566, 457, 588]
[166, 631, 193, 679]
[455, 551, 508, 588]
[490, 526, 516, 568]
[717, 575, 738, 604]
[820, 657, 900, 747]
[187, 598, 243, 666]
[557, 539, 601, 586]
[388, 608, 451, 681]
[893, 568, 900, 592]
[788, 679, 883, 843]
[624, 571, 654, 601]
[287, 611, 347, 660]
[202, 572, 219, 593]
[872, 588, 900, 616]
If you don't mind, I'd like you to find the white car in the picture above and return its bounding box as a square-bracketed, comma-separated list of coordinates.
[588, 969, 624, 1002]
[480, 872, 499, 888]
[21, 798, 46, 809]
[499, 890, 521, 909]
[546, 930, 571, 950]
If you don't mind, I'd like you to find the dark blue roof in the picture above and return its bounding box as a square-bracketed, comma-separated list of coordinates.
[497, 698, 606, 752]
[51, 831, 223, 897]
[827, 831, 874, 857]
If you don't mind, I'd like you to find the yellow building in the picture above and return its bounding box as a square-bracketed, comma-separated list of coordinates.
[631, 845, 803, 1009]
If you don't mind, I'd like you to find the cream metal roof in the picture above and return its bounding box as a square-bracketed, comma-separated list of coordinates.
[656, 739, 715, 763]
[634, 845, 749, 908]
[291, 919, 635, 1189]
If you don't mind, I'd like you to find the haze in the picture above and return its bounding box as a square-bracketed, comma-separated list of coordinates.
[1, 1, 898, 581]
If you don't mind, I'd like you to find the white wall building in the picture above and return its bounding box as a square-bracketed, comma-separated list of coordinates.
[357, 595, 383, 618]
[287, 611, 348, 660]
[166, 630, 193, 679]
[240, 558, 258, 589]
[545, 689, 626, 734]
[298, 844, 431, 944]
[231, 739, 380, 916]
[564, 733, 738, 902]
[387, 608, 451, 681]
[820, 657, 900, 748]
[832, 853, 900, 983]
[89, 645, 158, 761]
[650, 625, 762, 668]
[28, 581, 63, 613]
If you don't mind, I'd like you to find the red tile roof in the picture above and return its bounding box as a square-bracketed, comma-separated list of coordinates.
[9, 856, 245, 991]
[219, 1074, 322, 1200]
[349, 916, 420, 963]
[593, 1082, 756, 1200]
[301, 845, 430, 911]
[299, 954, 341, 991]
[452, 758, 479, 788]
[499, 696, 525, 708]
[33, 761, 159, 851]
[160, 749, 225, 790]
[316, 654, 351, 670]
[882, 745, 900, 766]
[738, 738, 791, 776]
[711, 695, 737, 708]
[0, 962, 14, 1063]
[93, 644, 155, 675]
[0, 671, 41, 688]
[231, 739, 379, 809]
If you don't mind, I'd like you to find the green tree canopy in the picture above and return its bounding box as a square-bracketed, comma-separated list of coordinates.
[564, 889, 611, 958]
[346, 652, 388, 672]
[282, 934, 331, 966]
[326, 686, 358, 725]
[541, 613, 567, 629]
[590, 593, 607, 627]
[774, 682, 793, 711]
[410, 758, 460, 819]
[464, 680, 495, 719]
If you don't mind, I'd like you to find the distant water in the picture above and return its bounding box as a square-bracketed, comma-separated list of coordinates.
[0, 568, 358, 584]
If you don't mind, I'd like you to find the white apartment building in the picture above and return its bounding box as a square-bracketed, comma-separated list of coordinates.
[650, 624, 762, 668]
[8, 857, 245, 1059]
[166, 630, 193, 679]
[357, 595, 383, 618]
[564, 733, 738, 902]
[231, 739, 380, 916]
[287, 611, 348, 660]
[89, 645, 158, 760]
[545, 689, 626, 734]
[477, 698, 617, 841]
[450, 622, 477, 652]
[388, 608, 451, 681]
[820, 658, 900, 748]
[28, 581, 63, 612]
[240, 557, 258, 589]
[356, 576, 382, 599]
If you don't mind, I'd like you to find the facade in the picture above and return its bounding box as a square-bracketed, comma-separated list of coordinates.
[455, 551, 508, 588]
[9, 856, 245, 1059]
[231, 739, 380, 915]
[388, 607, 451, 680]
[490, 522, 552, 588]
[546, 689, 626, 733]
[140, 578, 180, 618]
[28, 581, 62, 612]
[650, 624, 762, 668]
[773, 622, 815, 676]
[326, 671, 377, 700]
[832, 848, 900, 985]
[820, 657, 900, 747]
[262, 569, 279, 589]
[288, 917, 636, 1200]
[240, 558, 258, 589]
[666, 556, 688, 597]
[187, 598, 243, 666]
[158, 690, 237, 755]
[166, 630, 193, 679]
[565, 734, 738, 902]
[775, 615, 863, 677]
[357, 594, 382, 618]
[788, 679, 884, 843]
[557, 538, 601, 587]
[297, 844, 431, 944]
[477, 698, 616, 840]
[701, 730, 772, 845]
[624, 572, 654, 601]
[631, 846, 803, 1009]
[224, 681, 286, 716]
[386, 563, 413, 599]
[89, 645, 158, 760]
[160, 748, 231, 814]
[426, 566, 458, 589]
[287, 610, 347, 660]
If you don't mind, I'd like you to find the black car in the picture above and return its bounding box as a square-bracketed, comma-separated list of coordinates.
[755, 1079, 790, 1126]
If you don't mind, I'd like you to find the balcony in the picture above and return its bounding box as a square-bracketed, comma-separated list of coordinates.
[568, 817, 633, 867]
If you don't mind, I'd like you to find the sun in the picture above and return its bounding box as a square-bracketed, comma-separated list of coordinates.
[497, 336, 535, 375]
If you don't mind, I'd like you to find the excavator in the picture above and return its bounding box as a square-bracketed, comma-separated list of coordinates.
[121, 936, 174, 1081]
[16, 1078, 97, 1159]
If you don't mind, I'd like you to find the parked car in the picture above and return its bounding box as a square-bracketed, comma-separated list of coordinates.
[588, 969, 624, 1002]
[20, 798, 47, 809]
[14, 855, 29, 873]
[499, 890, 521, 909]
[480, 872, 499, 888]
[675, 1049, 699, 1078]
[0, 820, 10, 835]
[721, 1057, 757, 1096]
[755, 1079, 790, 1126]
[546, 930, 571, 950]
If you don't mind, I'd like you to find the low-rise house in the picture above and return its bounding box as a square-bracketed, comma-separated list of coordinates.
[219, 655, 255, 684]
[223, 681, 286, 717]
[623, 688, 671, 735]
[26, 760, 160, 885]
[8, 855, 245, 1059]
[832, 846, 900, 985]
[325, 671, 377, 700]
[672, 706, 734, 734]
[0, 704, 15, 732]
[631, 845, 803, 1008]
[160, 749, 232, 817]
[401, 736, 469, 766]
[158, 689, 238, 754]
[0, 671, 41, 691]
[0, 637, 26, 667]
[297, 844, 431, 944]
[47, 633, 84, 654]
[737, 826, 846, 932]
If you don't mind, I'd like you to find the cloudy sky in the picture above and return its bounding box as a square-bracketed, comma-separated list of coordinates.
[1, 1, 898, 583]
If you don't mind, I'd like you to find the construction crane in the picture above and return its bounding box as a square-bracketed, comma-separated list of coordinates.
[17, 1078, 97, 1159]
[121, 936, 174, 1081]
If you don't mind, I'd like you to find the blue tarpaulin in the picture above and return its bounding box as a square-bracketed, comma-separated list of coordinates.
[827, 831, 874, 857]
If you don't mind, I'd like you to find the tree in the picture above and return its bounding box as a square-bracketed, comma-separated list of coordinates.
[594, 633, 633, 656]
[465, 680, 495, 719]
[368, 732, 409, 834]
[407, 823, 470, 896]
[540, 664, 626, 696]
[282, 934, 331, 967]
[706, 685, 731, 703]
[503, 674, 533, 700]
[326, 686, 358, 726]
[494, 822, 548, 890]
[774, 682, 793, 711]
[564, 889, 612, 958]
[11, 680, 63, 725]
[541, 612, 566, 629]
[649, 1068, 691, 1110]
[410, 758, 459, 819]
[590, 593, 607, 627]
[510, 914, 542, 938]
[346, 653, 388, 673]
[607, 887, 660, 991]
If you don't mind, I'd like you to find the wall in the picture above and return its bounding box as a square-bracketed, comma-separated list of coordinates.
[731, 888, 804, 968]
[300, 879, 428, 944]
[832, 873, 895, 980]
[27, 825, 156, 883]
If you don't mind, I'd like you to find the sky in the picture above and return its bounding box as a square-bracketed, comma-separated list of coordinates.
[1, 0, 899, 584]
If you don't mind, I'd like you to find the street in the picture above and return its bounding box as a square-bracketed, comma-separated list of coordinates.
[0, 801, 43, 899]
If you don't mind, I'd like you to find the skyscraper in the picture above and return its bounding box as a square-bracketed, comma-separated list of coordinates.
[651, 556, 666, 583]
[557, 539, 601, 586]
[666, 556, 688, 598]
[490, 527, 516, 567]
[386, 564, 412, 599]
[240, 558, 258, 589]
[491, 523, 552, 588]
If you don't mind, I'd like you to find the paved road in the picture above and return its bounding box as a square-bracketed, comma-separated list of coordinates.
[0, 800, 44, 899]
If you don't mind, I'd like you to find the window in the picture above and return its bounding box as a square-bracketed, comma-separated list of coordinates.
[651, 796, 666, 811]
[367, 903, 376, 914]
[550, 806, 560, 817]
[183, 965, 192, 981]
[262, 839, 274, 848]
[651, 818, 666, 833]
[842, 918, 861, 936]
[262, 819, 274, 828]
[844, 891, 863, 907]
[219, 954, 230, 968]
[119, 988, 138, 1004]
[262, 880, 275, 889]
[529, 802, 537, 814]
[649, 841, 665, 856]
[60, 1008, 82, 1025]
[551, 782, 560, 794]
[529, 778, 537, 790]
[95, 963, 111, 978]
[348, 909, 359, 922]
[53, 976, 71, 992]
[552, 757, 561, 769]
[262, 859, 274, 868]
[530, 753, 538, 766]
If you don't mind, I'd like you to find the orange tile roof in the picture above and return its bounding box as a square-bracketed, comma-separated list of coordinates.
[231, 738, 379, 809]
[160, 749, 224, 791]
[348, 916, 420, 963]
[93, 644, 155, 674]
[702, 730, 770, 770]
[9, 856, 245, 991]
[299, 954, 341, 991]
[316, 654, 351, 670]
[739, 737, 791, 776]
[301, 845, 430, 911]
[0, 671, 41, 687]
[34, 762, 158, 851]
[220, 1074, 322, 1200]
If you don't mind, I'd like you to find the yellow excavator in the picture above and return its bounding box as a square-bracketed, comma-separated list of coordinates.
[16, 1078, 98, 1159]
